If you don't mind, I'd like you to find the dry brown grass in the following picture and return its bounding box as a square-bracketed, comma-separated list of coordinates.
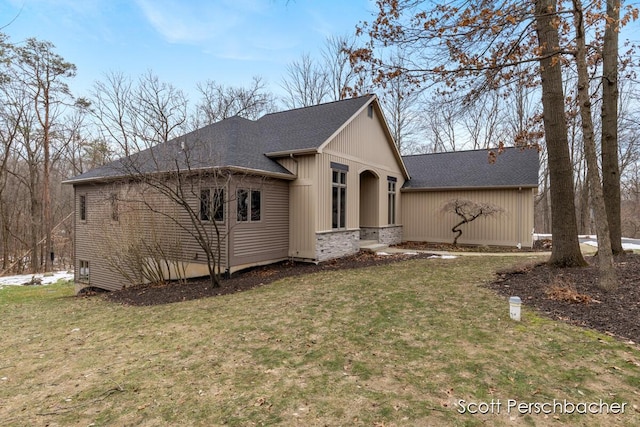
[1, 255, 639, 426]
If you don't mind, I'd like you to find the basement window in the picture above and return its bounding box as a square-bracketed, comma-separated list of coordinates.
[78, 260, 89, 283]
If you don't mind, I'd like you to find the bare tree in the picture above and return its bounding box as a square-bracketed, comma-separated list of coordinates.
[321, 34, 361, 100]
[91, 71, 136, 156]
[91, 72, 234, 288]
[10, 38, 76, 272]
[91, 70, 188, 156]
[601, 0, 623, 255]
[280, 53, 331, 108]
[377, 53, 427, 154]
[571, 0, 616, 289]
[194, 76, 277, 127]
[423, 95, 460, 153]
[441, 199, 504, 246]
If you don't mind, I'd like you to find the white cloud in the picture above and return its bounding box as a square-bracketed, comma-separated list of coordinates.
[134, 0, 275, 45]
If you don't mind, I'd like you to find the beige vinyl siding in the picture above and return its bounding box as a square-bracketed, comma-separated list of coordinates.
[323, 103, 404, 172]
[359, 171, 378, 227]
[228, 177, 289, 269]
[317, 104, 406, 232]
[280, 155, 318, 259]
[401, 188, 536, 247]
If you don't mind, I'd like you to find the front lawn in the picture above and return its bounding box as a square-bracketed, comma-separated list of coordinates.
[1, 255, 638, 426]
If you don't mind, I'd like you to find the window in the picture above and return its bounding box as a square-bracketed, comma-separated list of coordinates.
[79, 195, 86, 221]
[213, 189, 225, 222]
[331, 163, 348, 229]
[201, 188, 225, 222]
[387, 177, 397, 225]
[79, 260, 89, 283]
[110, 193, 119, 221]
[200, 189, 211, 221]
[237, 189, 261, 222]
[250, 189, 261, 221]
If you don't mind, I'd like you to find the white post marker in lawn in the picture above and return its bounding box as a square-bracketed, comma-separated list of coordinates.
[509, 296, 522, 321]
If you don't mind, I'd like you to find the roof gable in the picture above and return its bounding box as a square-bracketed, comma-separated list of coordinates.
[402, 148, 539, 190]
[260, 95, 375, 155]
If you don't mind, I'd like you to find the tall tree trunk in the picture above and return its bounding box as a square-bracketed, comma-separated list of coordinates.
[43, 101, 53, 272]
[534, 0, 587, 267]
[29, 168, 40, 273]
[601, 0, 623, 255]
[572, 0, 617, 290]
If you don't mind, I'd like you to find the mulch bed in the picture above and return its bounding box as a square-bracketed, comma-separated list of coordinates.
[104, 251, 438, 307]
[484, 253, 640, 343]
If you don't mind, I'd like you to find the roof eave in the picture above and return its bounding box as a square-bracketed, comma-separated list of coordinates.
[265, 148, 320, 158]
[401, 184, 538, 192]
[63, 164, 295, 186]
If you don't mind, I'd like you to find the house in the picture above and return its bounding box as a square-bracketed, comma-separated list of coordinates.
[65, 94, 538, 292]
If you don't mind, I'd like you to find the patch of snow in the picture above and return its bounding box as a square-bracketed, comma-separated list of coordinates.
[403, 251, 419, 256]
[581, 241, 640, 250]
[0, 271, 74, 289]
[376, 251, 391, 256]
[427, 254, 457, 259]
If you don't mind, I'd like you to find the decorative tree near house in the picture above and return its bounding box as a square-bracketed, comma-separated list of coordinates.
[441, 199, 504, 246]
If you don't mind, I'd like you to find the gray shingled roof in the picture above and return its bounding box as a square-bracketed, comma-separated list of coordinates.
[402, 148, 539, 189]
[65, 95, 374, 183]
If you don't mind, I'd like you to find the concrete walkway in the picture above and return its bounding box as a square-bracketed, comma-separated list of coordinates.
[360, 240, 605, 258]
[380, 246, 552, 258]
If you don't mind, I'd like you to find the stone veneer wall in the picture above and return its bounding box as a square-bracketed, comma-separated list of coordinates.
[316, 229, 360, 262]
[360, 226, 403, 245]
[359, 227, 379, 241]
[379, 225, 403, 245]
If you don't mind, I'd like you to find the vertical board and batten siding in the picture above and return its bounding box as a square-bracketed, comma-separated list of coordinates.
[401, 188, 536, 247]
[278, 155, 318, 259]
[318, 104, 406, 232]
[359, 172, 379, 227]
[228, 177, 290, 270]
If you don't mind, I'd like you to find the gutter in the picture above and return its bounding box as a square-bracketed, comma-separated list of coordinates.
[63, 165, 296, 186]
[400, 185, 538, 192]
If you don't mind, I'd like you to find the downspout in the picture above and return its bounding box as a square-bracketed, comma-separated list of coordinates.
[289, 153, 299, 260]
[225, 180, 231, 278]
[517, 187, 522, 248]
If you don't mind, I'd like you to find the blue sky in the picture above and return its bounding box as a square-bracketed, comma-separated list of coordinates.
[0, 0, 374, 100]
